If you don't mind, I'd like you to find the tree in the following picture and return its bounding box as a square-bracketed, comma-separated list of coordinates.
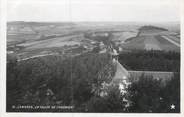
[127, 74, 180, 113]
[86, 85, 126, 112]
[159, 73, 180, 113]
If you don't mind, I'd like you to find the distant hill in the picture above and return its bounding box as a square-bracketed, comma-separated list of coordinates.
[137, 25, 168, 36]
[123, 25, 180, 52]
[139, 25, 168, 31]
[7, 21, 76, 27]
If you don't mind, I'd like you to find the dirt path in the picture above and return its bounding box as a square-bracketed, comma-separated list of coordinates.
[161, 35, 180, 47]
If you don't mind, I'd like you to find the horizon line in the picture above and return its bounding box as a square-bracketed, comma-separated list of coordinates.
[7, 20, 180, 23]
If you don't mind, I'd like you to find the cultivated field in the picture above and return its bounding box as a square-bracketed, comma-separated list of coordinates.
[7, 22, 180, 60]
[123, 26, 180, 52]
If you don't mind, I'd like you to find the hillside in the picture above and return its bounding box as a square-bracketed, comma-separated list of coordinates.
[139, 25, 168, 31]
[123, 26, 180, 52]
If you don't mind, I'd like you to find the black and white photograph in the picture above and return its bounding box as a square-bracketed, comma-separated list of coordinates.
[1, 0, 183, 115]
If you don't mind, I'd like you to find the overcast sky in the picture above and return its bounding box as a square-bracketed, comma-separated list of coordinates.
[7, 0, 180, 22]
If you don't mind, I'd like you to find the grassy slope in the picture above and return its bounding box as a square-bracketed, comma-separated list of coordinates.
[123, 34, 179, 52]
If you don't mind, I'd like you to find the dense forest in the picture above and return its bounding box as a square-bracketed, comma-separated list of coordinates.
[7, 53, 116, 112]
[7, 50, 180, 112]
[83, 73, 180, 113]
[128, 73, 180, 113]
[119, 50, 180, 72]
